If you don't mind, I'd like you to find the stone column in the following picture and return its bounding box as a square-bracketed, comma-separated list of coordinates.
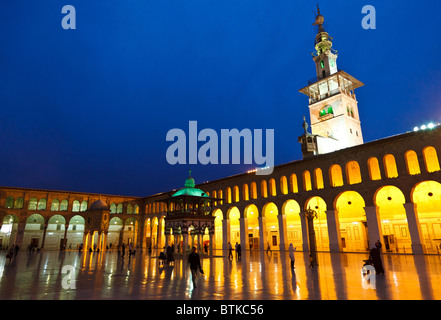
[258, 217, 267, 251]
[300, 212, 309, 252]
[239, 218, 249, 250]
[278, 214, 288, 251]
[41, 223, 48, 250]
[222, 219, 230, 251]
[326, 210, 342, 253]
[364, 206, 382, 249]
[404, 203, 424, 254]
[182, 233, 188, 254]
[209, 233, 214, 256]
[62, 224, 69, 250]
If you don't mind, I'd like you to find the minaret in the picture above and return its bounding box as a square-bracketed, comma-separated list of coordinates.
[298, 7, 364, 155]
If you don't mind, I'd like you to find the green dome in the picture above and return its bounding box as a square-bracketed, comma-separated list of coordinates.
[172, 170, 208, 198]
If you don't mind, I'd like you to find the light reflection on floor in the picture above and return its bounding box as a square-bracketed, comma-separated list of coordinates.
[1, 249, 441, 300]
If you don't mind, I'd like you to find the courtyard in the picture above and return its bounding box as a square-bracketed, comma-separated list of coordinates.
[1, 249, 441, 301]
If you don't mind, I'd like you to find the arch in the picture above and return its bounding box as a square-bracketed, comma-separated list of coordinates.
[213, 209, 223, 250]
[117, 203, 123, 214]
[269, 178, 277, 196]
[329, 164, 344, 187]
[218, 190, 223, 205]
[262, 202, 279, 250]
[383, 154, 398, 178]
[80, 201, 88, 212]
[374, 185, 410, 253]
[303, 170, 312, 191]
[127, 204, 133, 214]
[124, 217, 139, 246]
[60, 199, 68, 211]
[227, 207, 241, 245]
[304, 196, 329, 251]
[313, 168, 324, 189]
[244, 204, 259, 249]
[72, 200, 80, 212]
[411, 180, 441, 253]
[226, 187, 232, 204]
[280, 176, 288, 195]
[5, 196, 14, 209]
[282, 199, 302, 249]
[346, 161, 362, 185]
[37, 199, 47, 210]
[422, 146, 440, 173]
[250, 182, 257, 199]
[242, 184, 249, 201]
[334, 191, 368, 252]
[405, 150, 421, 175]
[261, 180, 268, 198]
[14, 197, 24, 209]
[290, 174, 298, 193]
[51, 199, 60, 211]
[23, 214, 45, 249]
[367, 157, 382, 180]
[28, 198, 37, 210]
[1, 214, 20, 247]
[134, 205, 139, 214]
[110, 203, 116, 214]
[233, 186, 240, 202]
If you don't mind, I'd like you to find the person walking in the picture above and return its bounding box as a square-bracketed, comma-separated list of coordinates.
[228, 242, 233, 260]
[7, 245, 14, 264]
[121, 243, 126, 259]
[289, 243, 296, 269]
[266, 242, 272, 255]
[369, 245, 385, 275]
[237, 243, 241, 259]
[188, 246, 203, 288]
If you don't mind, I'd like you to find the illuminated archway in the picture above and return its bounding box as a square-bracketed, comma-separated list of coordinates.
[282, 200, 302, 249]
[244, 204, 259, 249]
[228, 207, 241, 245]
[334, 191, 368, 252]
[423, 146, 440, 173]
[1, 215, 19, 248]
[213, 209, 223, 250]
[329, 164, 344, 187]
[405, 150, 421, 175]
[374, 186, 410, 253]
[305, 196, 329, 251]
[24, 214, 45, 249]
[411, 180, 441, 253]
[68, 215, 85, 250]
[262, 202, 279, 250]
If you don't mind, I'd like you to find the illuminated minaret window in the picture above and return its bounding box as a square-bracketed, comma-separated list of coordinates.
[298, 7, 364, 157]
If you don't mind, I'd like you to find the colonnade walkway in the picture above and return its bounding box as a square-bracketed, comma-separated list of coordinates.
[1, 249, 441, 300]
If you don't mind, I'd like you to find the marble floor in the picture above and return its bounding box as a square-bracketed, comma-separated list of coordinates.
[1, 249, 441, 300]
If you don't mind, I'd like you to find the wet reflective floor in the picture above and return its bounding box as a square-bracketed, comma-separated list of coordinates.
[1, 249, 441, 300]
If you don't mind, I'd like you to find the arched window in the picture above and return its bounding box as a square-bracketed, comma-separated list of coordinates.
[28, 198, 38, 210]
[80, 201, 88, 212]
[383, 154, 398, 178]
[242, 184, 249, 201]
[134, 205, 139, 214]
[319, 105, 334, 118]
[261, 180, 268, 198]
[313, 168, 324, 189]
[117, 203, 123, 213]
[303, 170, 312, 191]
[233, 186, 240, 202]
[51, 199, 60, 211]
[329, 165, 344, 187]
[280, 176, 288, 195]
[60, 200, 68, 211]
[423, 146, 440, 173]
[37, 199, 47, 210]
[367, 157, 382, 180]
[5, 196, 14, 209]
[290, 174, 298, 193]
[14, 197, 24, 209]
[127, 204, 133, 214]
[405, 150, 421, 175]
[346, 161, 362, 184]
[250, 182, 257, 199]
[226, 187, 232, 204]
[72, 200, 80, 212]
[269, 178, 277, 196]
[110, 203, 116, 213]
[218, 190, 223, 205]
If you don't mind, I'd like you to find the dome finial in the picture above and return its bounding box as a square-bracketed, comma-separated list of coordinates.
[184, 170, 195, 188]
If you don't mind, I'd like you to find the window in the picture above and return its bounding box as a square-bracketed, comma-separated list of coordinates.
[14, 197, 24, 209]
[5, 196, 14, 209]
[303, 170, 312, 191]
[80, 201, 88, 212]
[423, 146, 440, 173]
[314, 168, 324, 189]
[60, 200, 68, 211]
[72, 200, 80, 212]
[51, 199, 60, 211]
[405, 150, 421, 175]
[383, 154, 398, 178]
[28, 198, 38, 210]
[319, 105, 334, 118]
[320, 60, 325, 68]
[329, 165, 344, 187]
[367, 157, 382, 180]
[346, 161, 362, 184]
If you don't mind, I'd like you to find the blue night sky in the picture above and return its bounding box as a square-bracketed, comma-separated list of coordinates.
[0, 1, 440, 197]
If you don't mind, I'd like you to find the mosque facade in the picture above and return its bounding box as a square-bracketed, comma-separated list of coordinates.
[1, 10, 441, 255]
